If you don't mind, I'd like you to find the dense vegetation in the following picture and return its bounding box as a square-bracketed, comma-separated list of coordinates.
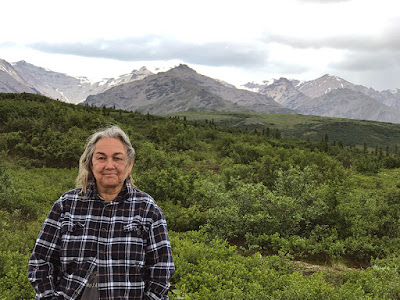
[170, 111, 400, 153]
[2, 93, 400, 299]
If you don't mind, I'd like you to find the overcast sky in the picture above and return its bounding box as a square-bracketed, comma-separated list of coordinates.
[1, 0, 399, 90]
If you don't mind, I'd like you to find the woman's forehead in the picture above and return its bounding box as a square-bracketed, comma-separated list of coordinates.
[94, 137, 127, 154]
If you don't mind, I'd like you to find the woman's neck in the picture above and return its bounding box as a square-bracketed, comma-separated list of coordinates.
[97, 186, 121, 202]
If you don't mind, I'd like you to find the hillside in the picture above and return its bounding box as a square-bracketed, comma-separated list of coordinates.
[245, 74, 400, 123]
[2, 93, 400, 299]
[85, 64, 294, 115]
[170, 110, 400, 152]
[297, 88, 400, 123]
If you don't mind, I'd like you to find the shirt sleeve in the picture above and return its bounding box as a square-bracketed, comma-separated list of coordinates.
[144, 209, 175, 300]
[28, 200, 63, 299]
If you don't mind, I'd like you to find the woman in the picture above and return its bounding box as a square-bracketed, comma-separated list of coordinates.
[28, 125, 175, 299]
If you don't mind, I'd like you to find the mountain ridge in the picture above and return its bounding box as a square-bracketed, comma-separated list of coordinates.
[85, 65, 293, 115]
[1, 58, 400, 123]
[0, 59, 155, 103]
[244, 74, 400, 123]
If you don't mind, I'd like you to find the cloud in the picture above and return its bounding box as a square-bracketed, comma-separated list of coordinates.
[265, 15, 400, 52]
[29, 36, 268, 69]
[0, 41, 17, 48]
[267, 33, 400, 53]
[323, 49, 400, 90]
[329, 50, 399, 72]
[269, 61, 311, 75]
[264, 17, 400, 84]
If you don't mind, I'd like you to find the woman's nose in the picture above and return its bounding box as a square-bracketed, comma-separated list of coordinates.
[105, 158, 115, 168]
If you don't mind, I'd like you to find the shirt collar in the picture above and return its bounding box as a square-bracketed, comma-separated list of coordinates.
[85, 180, 132, 203]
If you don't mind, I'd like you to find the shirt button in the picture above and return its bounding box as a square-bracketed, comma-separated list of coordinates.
[101, 228, 107, 232]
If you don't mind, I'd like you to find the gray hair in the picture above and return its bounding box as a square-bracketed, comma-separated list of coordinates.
[76, 125, 135, 193]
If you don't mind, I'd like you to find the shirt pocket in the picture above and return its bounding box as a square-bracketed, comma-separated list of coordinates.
[60, 221, 85, 235]
[60, 221, 85, 261]
[114, 221, 149, 265]
[123, 222, 149, 237]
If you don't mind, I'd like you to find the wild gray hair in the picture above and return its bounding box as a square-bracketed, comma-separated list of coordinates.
[76, 125, 135, 193]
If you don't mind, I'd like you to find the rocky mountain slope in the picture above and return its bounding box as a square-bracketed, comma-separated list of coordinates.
[84, 64, 294, 115]
[244, 74, 400, 123]
[0, 59, 38, 93]
[299, 88, 400, 123]
[255, 78, 310, 110]
[0, 59, 154, 103]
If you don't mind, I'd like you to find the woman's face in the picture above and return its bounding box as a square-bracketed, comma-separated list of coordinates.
[91, 137, 133, 192]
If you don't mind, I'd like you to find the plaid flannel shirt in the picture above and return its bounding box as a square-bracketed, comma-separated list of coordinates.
[28, 181, 175, 300]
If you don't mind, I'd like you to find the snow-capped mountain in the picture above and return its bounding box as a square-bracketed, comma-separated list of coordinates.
[0, 59, 38, 93]
[1, 60, 154, 103]
[296, 74, 354, 98]
[243, 74, 400, 123]
[84, 64, 294, 115]
[252, 78, 310, 110]
[379, 88, 400, 109]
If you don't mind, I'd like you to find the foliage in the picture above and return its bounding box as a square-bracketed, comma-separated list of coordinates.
[170, 110, 400, 153]
[170, 231, 400, 299]
[2, 93, 400, 299]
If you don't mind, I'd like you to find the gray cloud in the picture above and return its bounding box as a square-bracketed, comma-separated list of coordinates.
[329, 50, 399, 72]
[266, 16, 400, 53]
[25, 28, 400, 91]
[267, 33, 400, 52]
[29, 36, 268, 68]
[264, 18, 400, 89]
[362, 67, 400, 91]
[325, 49, 400, 90]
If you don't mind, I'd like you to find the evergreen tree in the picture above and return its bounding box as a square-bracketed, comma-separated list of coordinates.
[321, 134, 329, 152]
[363, 140, 368, 154]
[273, 129, 281, 139]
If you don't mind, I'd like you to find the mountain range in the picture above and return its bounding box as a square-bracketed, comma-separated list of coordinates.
[244, 76, 400, 123]
[85, 64, 292, 115]
[0, 59, 153, 103]
[1, 58, 400, 123]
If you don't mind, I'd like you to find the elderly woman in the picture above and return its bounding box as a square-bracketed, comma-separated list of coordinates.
[28, 125, 175, 300]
